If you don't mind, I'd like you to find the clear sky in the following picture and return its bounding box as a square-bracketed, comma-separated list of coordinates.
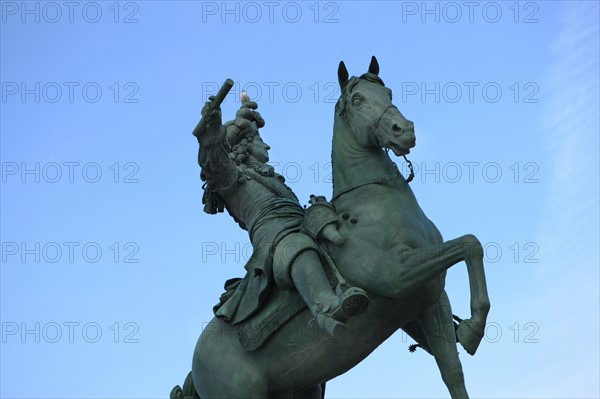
[1, 1, 599, 398]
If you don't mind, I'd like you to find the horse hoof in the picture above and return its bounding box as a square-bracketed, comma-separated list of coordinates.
[340, 287, 369, 317]
[456, 319, 484, 356]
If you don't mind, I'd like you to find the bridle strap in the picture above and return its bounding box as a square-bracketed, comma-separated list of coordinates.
[333, 97, 414, 202]
[373, 105, 397, 133]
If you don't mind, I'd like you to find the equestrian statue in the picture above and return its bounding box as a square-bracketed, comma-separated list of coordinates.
[171, 57, 491, 399]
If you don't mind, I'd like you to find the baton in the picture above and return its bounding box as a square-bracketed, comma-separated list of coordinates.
[192, 78, 234, 138]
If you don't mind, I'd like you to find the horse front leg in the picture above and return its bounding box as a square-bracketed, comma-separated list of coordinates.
[455, 235, 490, 355]
[381, 234, 490, 354]
[419, 290, 469, 399]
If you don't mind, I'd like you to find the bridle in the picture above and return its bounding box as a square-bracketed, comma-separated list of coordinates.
[332, 91, 415, 202]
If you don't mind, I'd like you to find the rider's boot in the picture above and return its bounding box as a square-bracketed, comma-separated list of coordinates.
[290, 250, 369, 335]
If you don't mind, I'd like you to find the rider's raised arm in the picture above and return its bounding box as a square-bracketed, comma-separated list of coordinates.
[196, 100, 238, 192]
[196, 92, 266, 202]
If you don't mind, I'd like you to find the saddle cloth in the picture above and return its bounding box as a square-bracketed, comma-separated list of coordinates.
[234, 286, 307, 351]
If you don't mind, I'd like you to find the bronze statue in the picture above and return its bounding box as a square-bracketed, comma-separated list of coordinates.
[172, 56, 490, 399]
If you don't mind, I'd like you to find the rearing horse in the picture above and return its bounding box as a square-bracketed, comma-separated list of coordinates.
[186, 57, 490, 399]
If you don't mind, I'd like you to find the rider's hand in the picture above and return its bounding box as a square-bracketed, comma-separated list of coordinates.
[201, 96, 222, 127]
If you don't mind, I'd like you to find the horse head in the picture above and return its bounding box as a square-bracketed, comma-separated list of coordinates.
[335, 56, 415, 156]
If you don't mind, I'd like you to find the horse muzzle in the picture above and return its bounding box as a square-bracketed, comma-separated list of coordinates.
[401, 130, 416, 147]
[387, 130, 415, 156]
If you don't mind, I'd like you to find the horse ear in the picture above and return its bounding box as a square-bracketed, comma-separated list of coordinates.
[338, 61, 349, 89]
[368, 56, 379, 76]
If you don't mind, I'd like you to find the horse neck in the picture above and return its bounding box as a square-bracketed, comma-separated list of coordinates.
[331, 116, 401, 199]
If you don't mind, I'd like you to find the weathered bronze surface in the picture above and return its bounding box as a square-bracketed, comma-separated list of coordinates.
[172, 57, 490, 399]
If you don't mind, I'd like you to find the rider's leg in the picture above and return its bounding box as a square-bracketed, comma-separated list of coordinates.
[291, 250, 338, 312]
[290, 249, 368, 334]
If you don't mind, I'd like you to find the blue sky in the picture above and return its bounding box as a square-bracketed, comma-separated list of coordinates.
[1, 1, 598, 398]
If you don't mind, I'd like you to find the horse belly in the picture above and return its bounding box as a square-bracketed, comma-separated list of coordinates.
[261, 304, 407, 392]
[262, 295, 436, 393]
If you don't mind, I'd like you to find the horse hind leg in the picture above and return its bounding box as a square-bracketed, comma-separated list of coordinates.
[172, 369, 270, 399]
[170, 372, 200, 399]
[193, 355, 269, 398]
[193, 320, 269, 398]
[418, 290, 469, 399]
[273, 383, 325, 399]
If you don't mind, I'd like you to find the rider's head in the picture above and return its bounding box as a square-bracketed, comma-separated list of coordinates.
[227, 124, 271, 165]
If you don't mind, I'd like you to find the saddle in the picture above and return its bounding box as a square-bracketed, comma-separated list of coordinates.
[215, 245, 342, 352]
[214, 196, 347, 351]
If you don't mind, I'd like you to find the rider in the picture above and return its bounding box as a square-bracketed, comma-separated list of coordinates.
[196, 92, 369, 335]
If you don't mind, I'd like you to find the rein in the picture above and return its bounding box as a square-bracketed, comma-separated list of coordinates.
[402, 155, 415, 183]
[331, 170, 405, 202]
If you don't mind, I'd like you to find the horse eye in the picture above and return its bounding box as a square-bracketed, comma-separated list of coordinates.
[352, 97, 361, 106]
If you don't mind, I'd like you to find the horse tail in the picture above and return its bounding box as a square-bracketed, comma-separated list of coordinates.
[170, 371, 200, 399]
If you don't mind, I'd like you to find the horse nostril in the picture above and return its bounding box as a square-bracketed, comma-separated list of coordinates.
[392, 123, 403, 133]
